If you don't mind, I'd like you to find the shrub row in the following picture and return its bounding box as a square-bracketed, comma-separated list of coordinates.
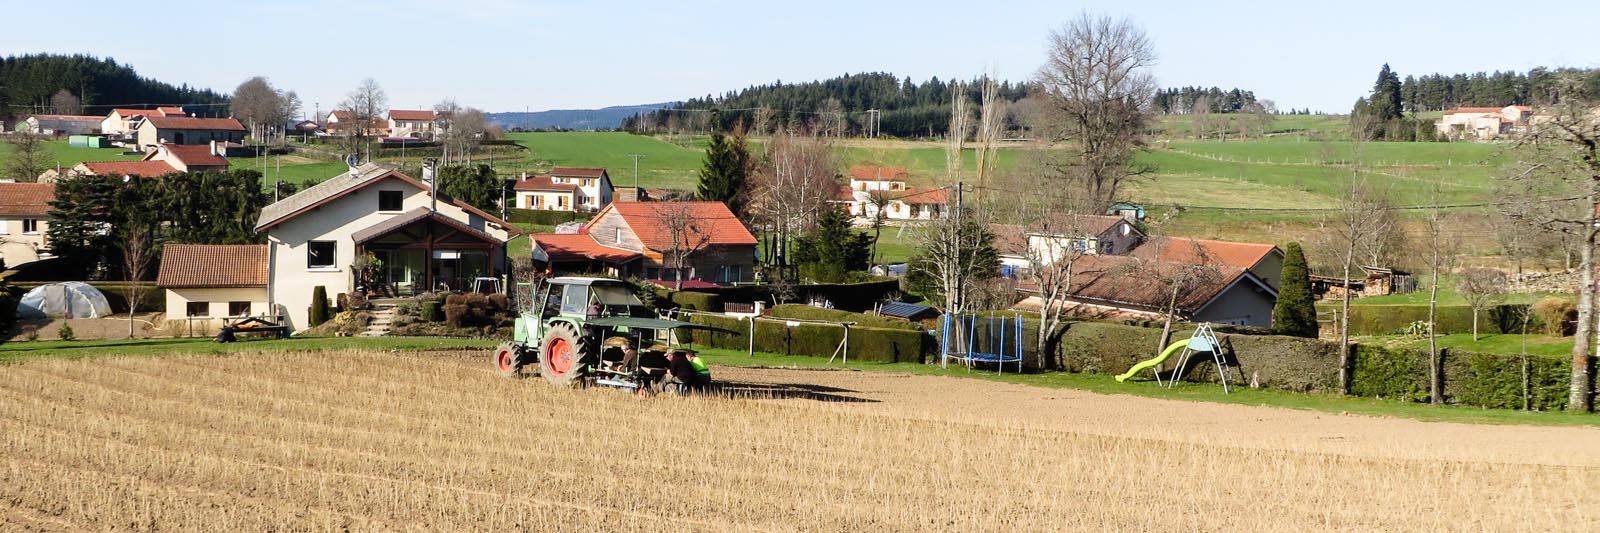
[1351, 344, 1571, 410]
[1319, 303, 1543, 336]
[506, 208, 582, 226]
[766, 304, 923, 331]
[683, 312, 930, 363]
[664, 278, 901, 313]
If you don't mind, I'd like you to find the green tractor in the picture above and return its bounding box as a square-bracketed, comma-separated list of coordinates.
[492, 276, 720, 391]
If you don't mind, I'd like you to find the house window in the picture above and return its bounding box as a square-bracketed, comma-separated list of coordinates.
[722, 265, 742, 283]
[614, 228, 623, 243]
[307, 241, 337, 270]
[228, 301, 252, 316]
[378, 190, 404, 212]
[186, 301, 209, 317]
[558, 196, 568, 209]
[22, 219, 40, 234]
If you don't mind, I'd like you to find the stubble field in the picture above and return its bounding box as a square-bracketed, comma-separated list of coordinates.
[2, 350, 1596, 531]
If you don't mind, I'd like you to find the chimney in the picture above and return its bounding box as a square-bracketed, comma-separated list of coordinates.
[423, 158, 439, 213]
[210, 140, 219, 157]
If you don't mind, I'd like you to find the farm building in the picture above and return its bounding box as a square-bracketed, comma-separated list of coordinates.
[529, 233, 641, 278]
[254, 163, 519, 331]
[1105, 202, 1146, 221]
[135, 116, 246, 148]
[101, 107, 186, 140]
[512, 167, 614, 212]
[17, 114, 102, 135]
[1310, 266, 1416, 300]
[157, 244, 271, 331]
[1434, 105, 1533, 140]
[0, 182, 55, 267]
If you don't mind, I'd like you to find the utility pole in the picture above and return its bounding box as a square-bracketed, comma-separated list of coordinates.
[628, 153, 644, 190]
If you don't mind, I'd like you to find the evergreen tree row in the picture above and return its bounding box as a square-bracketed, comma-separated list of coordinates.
[621, 72, 1031, 138]
[0, 53, 229, 119]
[1152, 86, 1262, 114]
[1399, 67, 1600, 112]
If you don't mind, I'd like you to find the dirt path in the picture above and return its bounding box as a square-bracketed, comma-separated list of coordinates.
[709, 365, 1600, 467]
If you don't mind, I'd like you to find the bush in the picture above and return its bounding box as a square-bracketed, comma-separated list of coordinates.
[1531, 298, 1575, 336]
[443, 304, 468, 327]
[308, 286, 331, 327]
[1350, 344, 1427, 402]
[1272, 242, 1318, 338]
[421, 301, 443, 322]
[57, 322, 75, 341]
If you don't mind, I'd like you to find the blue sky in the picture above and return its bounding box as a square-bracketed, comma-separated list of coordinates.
[4, 0, 1596, 115]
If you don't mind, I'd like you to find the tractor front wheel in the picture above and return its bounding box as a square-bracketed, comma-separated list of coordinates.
[539, 322, 590, 388]
[494, 342, 526, 378]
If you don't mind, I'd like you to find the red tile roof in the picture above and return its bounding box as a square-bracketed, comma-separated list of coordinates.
[896, 187, 948, 205]
[513, 175, 578, 192]
[551, 167, 608, 178]
[833, 185, 858, 201]
[0, 183, 55, 216]
[849, 165, 908, 181]
[109, 108, 156, 118]
[80, 160, 179, 178]
[388, 109, 435, 121]
[1129, 237, 1278, 271]
[532, 233, 642, 263]
[142, 116, 246, 131]
[1445, 107, 1505, 115]
[148, 143, 228, 168]
[156, 107, 187, 116]
[156, 244, 269, 288]
[595, 201, 757, 250]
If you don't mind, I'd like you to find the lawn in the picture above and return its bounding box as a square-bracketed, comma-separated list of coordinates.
[0, 336, 497, 363]
[504, 131, 708, 190]
[0, 139, 142, 171]
[1359, 332, 1576, 359]
[694, 345, 1597, 427]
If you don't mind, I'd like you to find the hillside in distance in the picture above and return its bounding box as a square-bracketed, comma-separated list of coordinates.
[0, 53, 228, 117]
[488, 103, 675, 131]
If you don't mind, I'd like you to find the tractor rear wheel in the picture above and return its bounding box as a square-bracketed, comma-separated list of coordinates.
[539, 322, 591, 388]
[493, 342, 525, 378]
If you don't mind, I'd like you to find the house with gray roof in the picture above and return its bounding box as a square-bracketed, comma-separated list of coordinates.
[254, 163, 519, 331]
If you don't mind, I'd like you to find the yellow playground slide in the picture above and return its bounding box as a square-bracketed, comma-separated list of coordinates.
[1115, 339, 1198, 382]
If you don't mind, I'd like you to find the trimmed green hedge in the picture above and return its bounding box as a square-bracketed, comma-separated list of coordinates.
[506, 208, 582, 226]
[767, 304, 923, 331]
[683, 312, 929, 363]
[1351, 344, 1571, 410]
[1320, 303, 1538, 336]
[663, 279, 901, 313]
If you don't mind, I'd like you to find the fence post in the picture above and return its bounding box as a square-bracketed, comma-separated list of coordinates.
[747, 316, 755, 357]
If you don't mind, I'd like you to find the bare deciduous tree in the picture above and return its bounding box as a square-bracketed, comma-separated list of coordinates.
[655, 202, 714, 290]
[752, 130, 838, 277]
[1498, 72, 1600, 412]
[232, 77, 298, 145]
[338, 78, 388, 160]
[1034, 12, 1157, 206]
[1458, 267, 1507, 343]
[1328, 176, 1391, 394]
[119, 224, 152, 339]
[1124, 228, 1222, 353]
[1419, 195, 1456, 404]
[4, 132, 48, 182]
[996, 165, 1102, 368]
[49, 89, 81, 115]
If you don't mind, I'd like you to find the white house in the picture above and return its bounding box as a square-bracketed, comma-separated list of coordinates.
[0, 182, 54, 267]
[253, 163, 519, 331]
[135, 116, 246, 147]
[101, 107, 186, 140]
[834, 165, 948, 223]
[992, 215, 1147, 272]
[387, 109, 436, 138]
[157, 244, 271, 332]
[512, 167, 614, 212]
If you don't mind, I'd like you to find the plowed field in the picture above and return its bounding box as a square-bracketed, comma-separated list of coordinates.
[2, 350, 1596, 531]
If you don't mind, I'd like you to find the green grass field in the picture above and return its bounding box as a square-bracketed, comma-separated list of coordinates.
[1359, 333, 1575, 359]
[503, 131, 708, 190]
[0, 140, 142, 174]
